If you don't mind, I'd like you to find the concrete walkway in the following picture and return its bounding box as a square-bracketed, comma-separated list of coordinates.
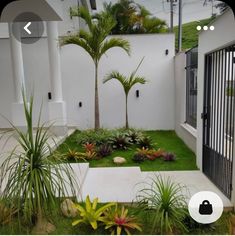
[81, 167, 233, 209]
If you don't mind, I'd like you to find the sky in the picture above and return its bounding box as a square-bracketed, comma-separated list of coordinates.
[95, 0, 225, 26]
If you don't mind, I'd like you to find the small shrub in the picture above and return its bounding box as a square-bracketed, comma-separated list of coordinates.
[125, 130, 142, 144]
[136, 147, 150, 156]
[146, 148, 165, 161]
[65, 149, 82, 161]
[83, 142, 96, 153]
[76, 129, 112, 146]
[79, 151, 97, 160]
[163, 152, 176, 161]
[72, 195, 115, 230]
[138, 136, 154, 149]
[110, 133, 130, 150]
[103, 205, 142, 235]
[96, 144, 113, 158]
[132, 153, 146, 163]
[60, 149, 87, 162]
[135, 147, 164, 161]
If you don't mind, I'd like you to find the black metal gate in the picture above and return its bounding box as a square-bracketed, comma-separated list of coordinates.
[203, 44, 235, 199]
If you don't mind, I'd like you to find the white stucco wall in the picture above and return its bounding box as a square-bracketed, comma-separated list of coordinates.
[61, 34, 175, 130]
[174, 52, 197, 153]
[197, 9, 235, 171]
[0, 33, 175, 130]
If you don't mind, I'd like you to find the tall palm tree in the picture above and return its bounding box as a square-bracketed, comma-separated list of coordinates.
[61, 7, 131, 129]
[103, 0, 137, 34]
[104, 58, 146, 129]
[103, 1, 168, 34]
[132, 5, 167, 33]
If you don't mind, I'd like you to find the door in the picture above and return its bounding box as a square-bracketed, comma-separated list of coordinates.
[202, 44, 235, 199]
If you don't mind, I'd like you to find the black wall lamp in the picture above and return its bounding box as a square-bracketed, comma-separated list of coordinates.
[48, 92, 52, 100]
[136, 90, 140, 98]
[165, 49, 169, 55]
[79, 102, 82, 107]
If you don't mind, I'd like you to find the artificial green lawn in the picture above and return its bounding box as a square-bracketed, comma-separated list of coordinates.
[55, 130, 197, 171]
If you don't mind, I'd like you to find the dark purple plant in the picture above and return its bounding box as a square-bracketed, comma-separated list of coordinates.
[163, 152, 176, 161]
[97, 143, 113, 157]
[132, 153, 146, 163]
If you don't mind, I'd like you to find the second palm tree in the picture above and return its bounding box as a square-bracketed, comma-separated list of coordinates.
[104, 58, 146, 129]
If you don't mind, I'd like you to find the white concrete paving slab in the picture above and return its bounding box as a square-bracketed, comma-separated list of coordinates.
[81, 167, 143, 202]
[80, 168, 233, 208]
[141, 171, 233, 208]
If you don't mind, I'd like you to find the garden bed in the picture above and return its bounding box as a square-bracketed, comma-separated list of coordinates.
[55, 130, 197, 171]
[0, 203, 230, 235]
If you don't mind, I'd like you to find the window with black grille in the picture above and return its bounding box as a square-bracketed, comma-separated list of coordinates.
[185, 47, 198, 129]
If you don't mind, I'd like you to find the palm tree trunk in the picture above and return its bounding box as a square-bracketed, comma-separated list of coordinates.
[125, 94, 129, 129]
[94, 62, 100, 129]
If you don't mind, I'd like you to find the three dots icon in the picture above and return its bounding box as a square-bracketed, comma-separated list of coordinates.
[197, 25, 215, 31]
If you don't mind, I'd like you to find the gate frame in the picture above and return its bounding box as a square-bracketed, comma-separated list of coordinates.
[202, 44, 235, 199]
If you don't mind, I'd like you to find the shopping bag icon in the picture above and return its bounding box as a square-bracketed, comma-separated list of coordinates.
[199, 200, 213, 215]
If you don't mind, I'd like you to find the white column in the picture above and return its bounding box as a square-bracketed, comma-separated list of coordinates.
[46, 21, 67, 136]
[8, 23, 26, 128]
[9, 23, 25, 103]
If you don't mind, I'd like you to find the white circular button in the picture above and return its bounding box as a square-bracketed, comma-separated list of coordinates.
[210, 25, 215, 31]
[203, 26, 208, 31]
[188, 191, 223, 224]
[196, 26, 202, 31]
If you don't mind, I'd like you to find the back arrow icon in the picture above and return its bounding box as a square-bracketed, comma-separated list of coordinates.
[24, 22, 31, 35]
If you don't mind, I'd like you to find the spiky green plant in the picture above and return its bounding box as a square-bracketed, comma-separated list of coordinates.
[137, 175, 188, 234]
[104, 58, 146, 129]
[61, 6, 131, 129]
[72, 195, 116, 230]
[103, 205, 142, 235]
[0, 91, 78, 232]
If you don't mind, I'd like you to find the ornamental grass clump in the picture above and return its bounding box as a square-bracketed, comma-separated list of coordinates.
[137, 175, 188, 234]
[0, 92, 78, 234]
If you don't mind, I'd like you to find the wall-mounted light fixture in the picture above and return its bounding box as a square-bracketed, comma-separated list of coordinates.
[48, 92, 52, 100]
[79, 102, 82, 107]
[165, 49, 169, 55]
[136, 90, 140, 98]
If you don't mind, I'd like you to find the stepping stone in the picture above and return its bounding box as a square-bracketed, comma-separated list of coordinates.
[113, 157, 126, 164]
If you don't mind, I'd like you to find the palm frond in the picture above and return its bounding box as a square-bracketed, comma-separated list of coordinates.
[100, 38, 131, 59]
[130, 56, 145, 79]
[104, 71, 126, 84]
[104, 58, 146, 95]
[77, 6, 93, 31]
[142, 17, 168, 33]
[60, 36, 94, 60]
[129, 76, 146, 88]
